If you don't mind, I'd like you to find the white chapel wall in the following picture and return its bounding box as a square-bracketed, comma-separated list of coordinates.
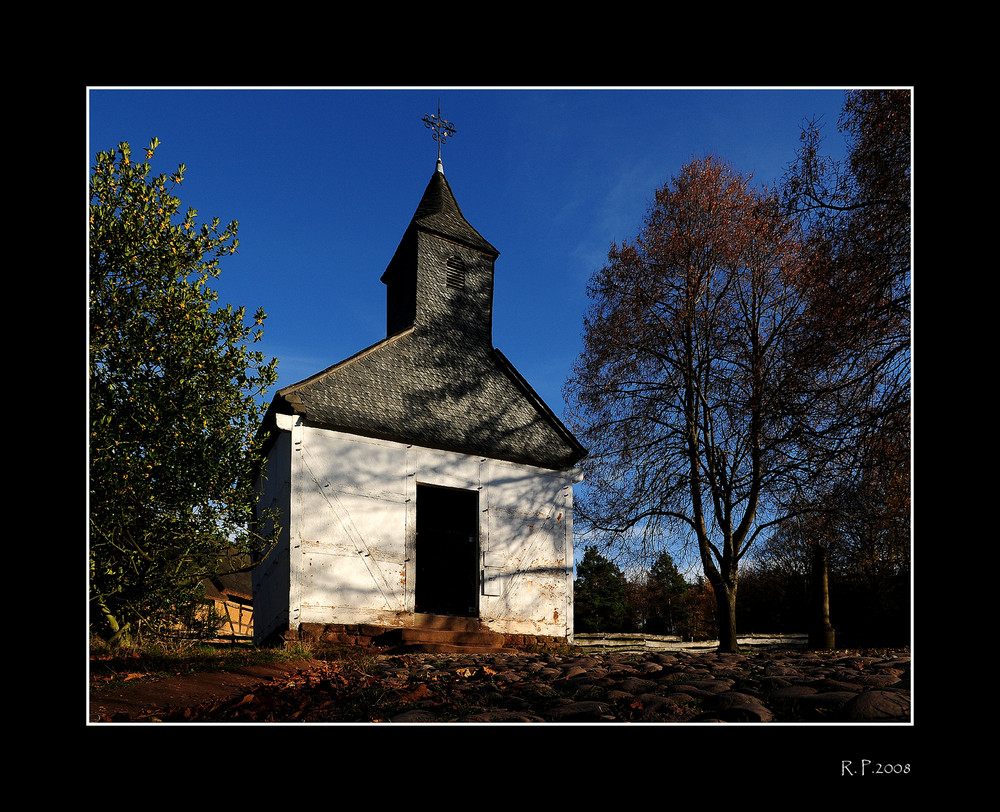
[256, 417, 578, 642]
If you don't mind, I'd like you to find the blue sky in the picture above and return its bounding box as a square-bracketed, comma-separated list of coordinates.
[88, 86, 851, 427]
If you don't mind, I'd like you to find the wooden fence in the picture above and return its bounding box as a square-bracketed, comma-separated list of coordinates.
[572, 632, 807, 653]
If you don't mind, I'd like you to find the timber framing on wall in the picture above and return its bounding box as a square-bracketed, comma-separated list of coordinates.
[252, 157, 586, 648]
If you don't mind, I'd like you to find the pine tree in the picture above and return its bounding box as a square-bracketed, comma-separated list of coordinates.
[573, 546, 629, 633]
[644, 551, 690, 635]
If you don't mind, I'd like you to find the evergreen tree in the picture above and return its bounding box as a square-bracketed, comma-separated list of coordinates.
[644, 551, 690, 635]
[573, 546, 628, 633]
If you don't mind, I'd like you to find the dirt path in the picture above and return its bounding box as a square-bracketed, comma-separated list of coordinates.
[89, 658, 322, 722]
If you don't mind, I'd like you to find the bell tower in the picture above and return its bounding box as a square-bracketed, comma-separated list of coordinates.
[380, 107, 499, 347]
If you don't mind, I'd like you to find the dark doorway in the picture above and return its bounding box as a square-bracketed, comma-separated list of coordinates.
[415, 484, 479, 617]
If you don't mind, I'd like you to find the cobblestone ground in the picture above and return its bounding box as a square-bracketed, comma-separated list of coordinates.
[91, 646, 911, 723]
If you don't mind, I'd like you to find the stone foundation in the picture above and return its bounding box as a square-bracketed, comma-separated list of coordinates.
[284, 622, 568, 652]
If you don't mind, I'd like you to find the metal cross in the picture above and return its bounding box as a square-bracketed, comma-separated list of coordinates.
[422, 103, 456, 161]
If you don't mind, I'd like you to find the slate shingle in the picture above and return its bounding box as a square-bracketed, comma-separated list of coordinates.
[262, 162, 587, 471]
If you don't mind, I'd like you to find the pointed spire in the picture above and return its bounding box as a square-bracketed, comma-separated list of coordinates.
[408, 167, 498, 257]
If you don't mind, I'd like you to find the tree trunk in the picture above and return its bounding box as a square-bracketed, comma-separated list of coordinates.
[711, 579, 740, 653]
[809, 543, 836, 649]
[95, 595, 133, 648]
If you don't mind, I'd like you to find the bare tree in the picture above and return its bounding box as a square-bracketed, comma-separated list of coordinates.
[783, 90, 911, 479]
[776, 89, 912, 646]
[566, 157, 843, 652]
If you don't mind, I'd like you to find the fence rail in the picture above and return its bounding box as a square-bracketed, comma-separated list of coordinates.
[572, 632, 808, 653]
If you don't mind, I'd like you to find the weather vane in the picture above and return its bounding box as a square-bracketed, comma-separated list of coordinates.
[422, 102, 456, 162]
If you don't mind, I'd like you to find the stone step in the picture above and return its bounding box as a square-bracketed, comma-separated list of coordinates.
[375, 615, 506, 653]
[408, 627, 502, 645]
[409, 613, 484, 632]
[379, 627, 505, 647]
[385, 643, 508, 654]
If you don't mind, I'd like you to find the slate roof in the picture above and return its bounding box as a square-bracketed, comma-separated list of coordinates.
[382, 160, 498, 263]
[262, 162, 587, 471]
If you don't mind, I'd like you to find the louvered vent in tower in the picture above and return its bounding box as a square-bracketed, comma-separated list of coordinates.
[446, 256, 466, 289]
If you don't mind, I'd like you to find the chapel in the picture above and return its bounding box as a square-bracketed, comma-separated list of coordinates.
[252, 123, 587, 651]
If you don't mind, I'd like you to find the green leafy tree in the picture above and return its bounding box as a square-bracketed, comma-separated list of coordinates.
[573, 546, 629, 633]
[89, 138, 279, 647]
